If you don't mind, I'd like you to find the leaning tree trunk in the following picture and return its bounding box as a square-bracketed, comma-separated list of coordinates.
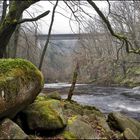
[0, 0, 39, 58]
[67, 62, 79, 101]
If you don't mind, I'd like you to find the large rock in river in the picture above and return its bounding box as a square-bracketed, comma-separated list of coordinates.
[0, 58, 43, 119]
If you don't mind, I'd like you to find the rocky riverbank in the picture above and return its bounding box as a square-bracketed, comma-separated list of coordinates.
[0, 59, 140, 139]
[1, 91, 140, 139]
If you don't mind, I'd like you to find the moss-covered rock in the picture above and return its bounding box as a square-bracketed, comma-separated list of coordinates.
[63, 100, 84, 116]
[60, 100, 115, 139]
[35, 95, 48, 102]
[63, 99, 104, 117]
[0, 58, 44, 119]
[47, 91, 61, 100]
[108, 112, 140, 138]
[22, 99, 67, 131]
[16, 97, 122, 139]
[60, 115, 99, 139]
[0, 118, 28, 139]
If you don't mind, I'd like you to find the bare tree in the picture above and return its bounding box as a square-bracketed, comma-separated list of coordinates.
[67, 62, 79, 101]
[39, 0, 58, 70]
[0, 0, 50, 58]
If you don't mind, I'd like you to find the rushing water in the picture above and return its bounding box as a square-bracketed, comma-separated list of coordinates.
[44, 83, 140, 120]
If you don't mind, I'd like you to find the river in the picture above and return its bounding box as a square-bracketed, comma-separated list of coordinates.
[43, 83, 140, 120]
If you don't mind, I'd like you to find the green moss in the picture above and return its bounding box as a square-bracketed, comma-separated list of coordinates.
[83, 105, 100, 112]
[127, 67, 140, 75]
[47, 91, 61, 100]
[28, 100, 60, 120]
[64, 99, 104, 117]
[0, 58, 36, 74]
[114, 75, 124, 83]
[121, 79, 133, 87]
[0, 58, 44, 85]
[35, 95, 48, 102]
[24, 99, 67, 129]
[0, 58, 44, 100]
[62, 131, 76, 139]
[119, 66, 140, 87]
[68, 115, 77, 125]
[113, 66, 140, 87]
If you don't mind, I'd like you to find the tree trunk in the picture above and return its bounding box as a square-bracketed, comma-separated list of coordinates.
[0, 0, 7, 23]
[7, 24, 20, 58]
[0, 1, 39, 58]
[67, 62, 79, 101]
[38, 0, 58, 70]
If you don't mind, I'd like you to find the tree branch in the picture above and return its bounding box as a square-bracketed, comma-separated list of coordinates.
[107, 0, 111, 17]
[39, 0, 58, 70]
[18, 10, 50, 24]
[87, 0, 140, 55]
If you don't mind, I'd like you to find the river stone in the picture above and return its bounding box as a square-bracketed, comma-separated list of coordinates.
[0, 118, 28, 139]
[107, 112, 140, 138]
[22, 99, 67, 131]
[0, 58, 43, 119]
[60, 115, 99, 139]
[47, 91, 61, 100]
[123, 128, 139, 140]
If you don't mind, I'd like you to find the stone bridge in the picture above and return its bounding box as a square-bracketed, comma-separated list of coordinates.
[37, 33, 93, 41]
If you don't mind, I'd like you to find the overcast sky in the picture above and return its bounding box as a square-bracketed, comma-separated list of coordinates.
[24, 1, 108, 34]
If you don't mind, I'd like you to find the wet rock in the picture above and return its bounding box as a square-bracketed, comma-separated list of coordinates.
[0, 58, 43, 119]
[108, 112, 140, 138]
[22, 99, 67, 131]
[0, 118, 28, 139]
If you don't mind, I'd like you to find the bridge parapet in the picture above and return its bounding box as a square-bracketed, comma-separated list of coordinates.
[37, 33, 96, 41]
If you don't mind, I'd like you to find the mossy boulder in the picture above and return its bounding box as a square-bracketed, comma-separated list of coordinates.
[0, 58, 43, 119]
[60, 115, 100, 139]
[0, 118, 28, 139]
[35, 95, 48, 102]
[47, 91, 61, 100]
[60, 100, 114, 139]
[63, 100, 84, 116]
[22, 99, 67, 131]
[108, 112, 140, 138]
[63, 100, 104, 117]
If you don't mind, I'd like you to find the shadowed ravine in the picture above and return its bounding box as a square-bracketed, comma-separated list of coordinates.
[43, 83, 140, 121]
